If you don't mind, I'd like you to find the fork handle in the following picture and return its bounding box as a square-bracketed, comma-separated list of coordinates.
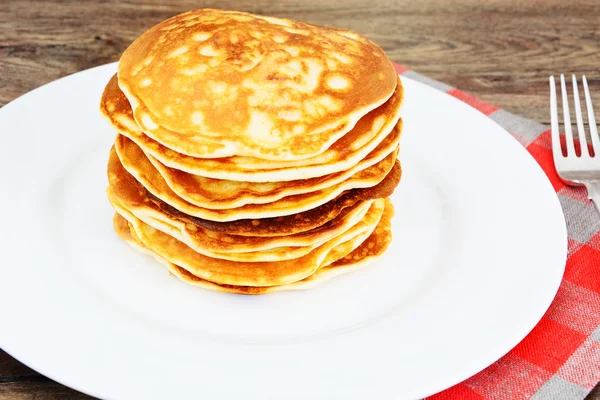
[584, 181, 600, 215]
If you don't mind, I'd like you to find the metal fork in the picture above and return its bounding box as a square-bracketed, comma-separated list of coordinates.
[550, 74, 600, 213]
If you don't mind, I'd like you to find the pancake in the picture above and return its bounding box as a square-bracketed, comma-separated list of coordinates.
[119, 199, 386, 287]
[148, 160, 401, 237]
[113, 135, 398, 221]
[116, 132, 398, 210]
[147, 140, 398, 210]
[108, 157, 375, 253]
[117, 9, 398, 160]
[112, 198, 394, 294]
[108, 177, 375, 261]
[329, 198, 394, 267]
[100, 74, 404, 182]
[113, 198, 319, 262]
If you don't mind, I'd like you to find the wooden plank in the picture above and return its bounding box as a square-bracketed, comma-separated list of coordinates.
[0, 350, 95, 398]
[0, 381, 94, 399]
[0, 350, 39, 379]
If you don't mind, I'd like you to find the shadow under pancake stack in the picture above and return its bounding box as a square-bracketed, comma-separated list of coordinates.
[101, 9, 404, 294]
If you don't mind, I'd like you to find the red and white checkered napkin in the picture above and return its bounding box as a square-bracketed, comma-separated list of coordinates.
[392, 64, 600, 400]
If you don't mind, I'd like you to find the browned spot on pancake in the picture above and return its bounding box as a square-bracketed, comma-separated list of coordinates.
[330, 198, 394, 266]
[100, 74, 133, 122]
[172, 266, 281, 295]
[112, 212, 132, 241]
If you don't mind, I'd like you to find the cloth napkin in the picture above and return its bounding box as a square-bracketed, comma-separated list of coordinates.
[391, 63, 600, 400]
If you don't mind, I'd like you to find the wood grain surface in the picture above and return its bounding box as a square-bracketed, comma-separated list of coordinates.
[1, 0, 600, 398]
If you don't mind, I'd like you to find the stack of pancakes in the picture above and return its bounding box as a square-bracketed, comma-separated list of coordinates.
[102, 9, 404, 294]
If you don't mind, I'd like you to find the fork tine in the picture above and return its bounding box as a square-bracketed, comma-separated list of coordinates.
[583, 75, 600, 155]
[572, 75, 589, 157]
[560, 74, 577, 156]
[550, 76, 563, 162]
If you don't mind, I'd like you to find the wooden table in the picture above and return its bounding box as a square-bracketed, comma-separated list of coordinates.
[1, 0, 599, 398]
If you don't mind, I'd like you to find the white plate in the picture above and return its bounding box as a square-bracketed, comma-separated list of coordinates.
[0, 63, 566, 399]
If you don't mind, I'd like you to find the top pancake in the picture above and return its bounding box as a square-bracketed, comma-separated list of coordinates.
[117, 8, 398, 160]
[100, 74, 403, 182]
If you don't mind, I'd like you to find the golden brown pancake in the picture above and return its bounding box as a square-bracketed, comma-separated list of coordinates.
[115, 132, 399, 210]
[108, 174, 376, 261]
[117, 9, 398, 160]
[147, 141, 398, 210]
[113, 197, 322, 262]
[108, 159, 375, 253]
[112, 198, 394, 294]
[329, 198, 394, 267]
[107, 144, 392, 242]
[117, 199, 385, 286]
[100, 73, 404, 182]
[113, 135, 397, 221]
[146, 160, 401, 237]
